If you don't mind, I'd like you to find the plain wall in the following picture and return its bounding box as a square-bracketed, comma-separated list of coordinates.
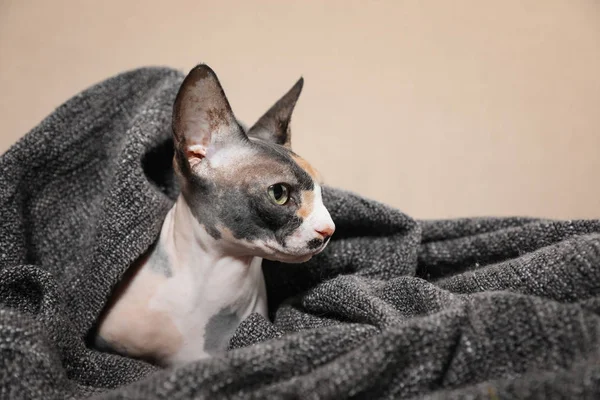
[1, 0, 599, 219]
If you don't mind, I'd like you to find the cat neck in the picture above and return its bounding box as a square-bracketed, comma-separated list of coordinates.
[157, 195, 264, 287]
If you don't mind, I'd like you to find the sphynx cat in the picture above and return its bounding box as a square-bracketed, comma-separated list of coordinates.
[94, 65, 335, 367]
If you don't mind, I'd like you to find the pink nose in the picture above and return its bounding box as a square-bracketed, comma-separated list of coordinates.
[315, 224, 335, 239]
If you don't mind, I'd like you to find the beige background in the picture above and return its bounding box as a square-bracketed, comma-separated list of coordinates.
[1, 0, 599, 219]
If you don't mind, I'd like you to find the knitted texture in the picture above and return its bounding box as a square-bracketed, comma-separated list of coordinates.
[1, 68, 599, 399]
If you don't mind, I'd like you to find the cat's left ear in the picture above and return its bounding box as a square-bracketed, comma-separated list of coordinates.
[247, 77, 303, 149]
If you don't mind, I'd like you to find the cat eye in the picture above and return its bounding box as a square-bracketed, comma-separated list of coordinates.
[268, 183, 290, 205]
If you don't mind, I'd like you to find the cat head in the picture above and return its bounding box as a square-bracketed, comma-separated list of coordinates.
[172, 64, 335, 263]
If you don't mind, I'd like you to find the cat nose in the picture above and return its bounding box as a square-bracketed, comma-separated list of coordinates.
[315, 224, 335, 240]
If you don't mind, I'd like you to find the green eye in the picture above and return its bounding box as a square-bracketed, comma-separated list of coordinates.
[268, 184, 289, 205]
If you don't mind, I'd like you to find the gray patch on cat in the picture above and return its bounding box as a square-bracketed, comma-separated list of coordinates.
[148, 241, 172, 277]
[181, 141, 309, 246]
[203, 307, 241, 354]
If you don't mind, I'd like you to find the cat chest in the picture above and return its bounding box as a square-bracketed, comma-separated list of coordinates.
[98, 265, 264, 364]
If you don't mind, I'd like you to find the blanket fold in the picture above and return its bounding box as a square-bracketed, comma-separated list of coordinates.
[0, 67, 598, 399]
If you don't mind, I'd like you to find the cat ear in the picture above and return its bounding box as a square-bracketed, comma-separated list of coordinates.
[172, 64, 245, 170]
[247, 77, 303, 149]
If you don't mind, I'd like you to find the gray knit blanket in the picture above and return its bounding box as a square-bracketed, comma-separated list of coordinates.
[1, 68, 599, 400]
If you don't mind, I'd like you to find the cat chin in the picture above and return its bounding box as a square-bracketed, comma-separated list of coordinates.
[264, 245, 330, 264]
[263, 253, 314, 264]
[260, 242, 329, 264]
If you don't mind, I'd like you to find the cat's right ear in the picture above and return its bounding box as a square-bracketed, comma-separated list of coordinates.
[172, 64, 245, 174]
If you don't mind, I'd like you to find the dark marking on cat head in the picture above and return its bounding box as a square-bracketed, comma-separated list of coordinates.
[203, 308, 241, 354]
[181, 139, 315, 247]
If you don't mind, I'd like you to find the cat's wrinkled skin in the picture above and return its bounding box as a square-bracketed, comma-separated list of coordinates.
[94, 65, 335, 367]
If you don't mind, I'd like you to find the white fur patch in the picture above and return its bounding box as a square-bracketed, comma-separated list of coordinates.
[206, 145, 255, 169]
[307, 185, 334, 232]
